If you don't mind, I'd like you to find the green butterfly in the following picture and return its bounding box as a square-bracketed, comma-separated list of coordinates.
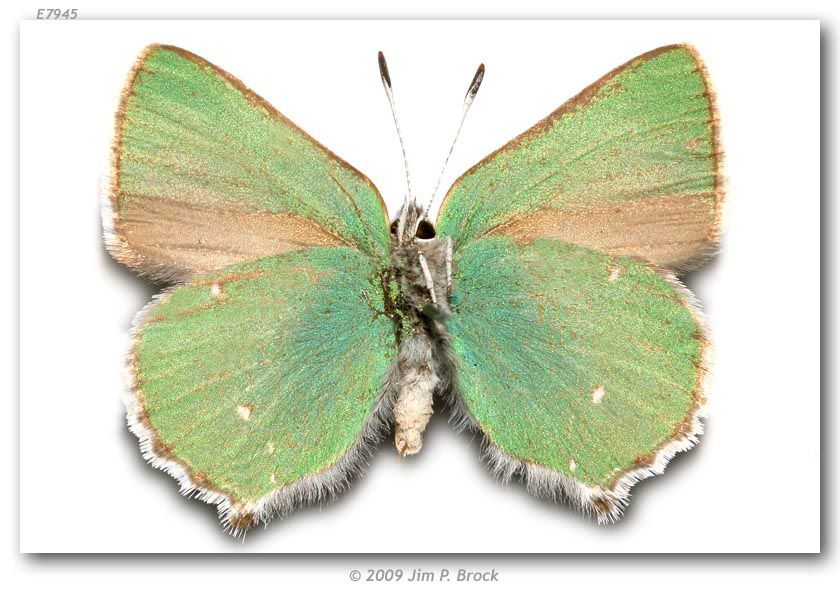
[104, 43, 722, 535]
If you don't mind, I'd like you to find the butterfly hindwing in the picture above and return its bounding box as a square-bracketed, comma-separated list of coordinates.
[126, 247, 396, 534]
[107, 45, 390, 283]
[436, 44, 721, 270]
[446, 237, 708, 521]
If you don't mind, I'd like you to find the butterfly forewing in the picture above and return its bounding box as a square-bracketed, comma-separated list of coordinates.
[107, 45, 391, 283]
[436, 45, 721, 270]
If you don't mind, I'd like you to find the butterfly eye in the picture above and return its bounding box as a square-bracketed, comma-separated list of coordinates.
[415, 220, 436, 240]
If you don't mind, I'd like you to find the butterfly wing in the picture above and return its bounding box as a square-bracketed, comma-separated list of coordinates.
[126, 247, 396, 534]
[106, 45, 390, 283]
[436, 44, 721, 270]
[445, 237, 708, 521]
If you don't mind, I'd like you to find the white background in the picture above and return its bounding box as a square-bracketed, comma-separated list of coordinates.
[2, 3, 834, 599]
[17, 19, 821, 554]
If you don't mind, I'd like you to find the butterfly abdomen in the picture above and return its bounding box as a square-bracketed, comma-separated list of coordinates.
[389, 234, 452, 456]
[393, 333, 438, 456]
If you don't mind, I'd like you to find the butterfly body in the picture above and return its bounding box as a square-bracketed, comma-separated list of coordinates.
[106, 43, 722, 535]
[387, 217, 452, 456]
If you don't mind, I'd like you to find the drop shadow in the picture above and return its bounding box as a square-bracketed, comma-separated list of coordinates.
[99, 242, 159, 303]
[819, 24, 832, 557]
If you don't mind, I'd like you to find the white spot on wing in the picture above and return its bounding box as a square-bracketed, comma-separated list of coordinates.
[569, 459, 577, 472]
[236, 404, 253, 421]
[591, 385, 606, 404]
[211, 282, 222, 297]
[608, 265, 622, 282]
[266, 442, 275, 455]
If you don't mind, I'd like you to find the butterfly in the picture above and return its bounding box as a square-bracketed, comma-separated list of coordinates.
[104, 43, 722, 536]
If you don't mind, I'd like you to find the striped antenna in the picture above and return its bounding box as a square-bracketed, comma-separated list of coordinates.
[378, 51, 414, 242]
[419, 62, 485, 227]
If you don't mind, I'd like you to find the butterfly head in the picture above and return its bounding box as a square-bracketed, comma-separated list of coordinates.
[390, 201, 437, 244]
[378, 51, 483, 249]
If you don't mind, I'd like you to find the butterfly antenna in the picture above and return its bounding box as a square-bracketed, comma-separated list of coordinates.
[378, 51, 414, 242]
[419, 62, 485, 228]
